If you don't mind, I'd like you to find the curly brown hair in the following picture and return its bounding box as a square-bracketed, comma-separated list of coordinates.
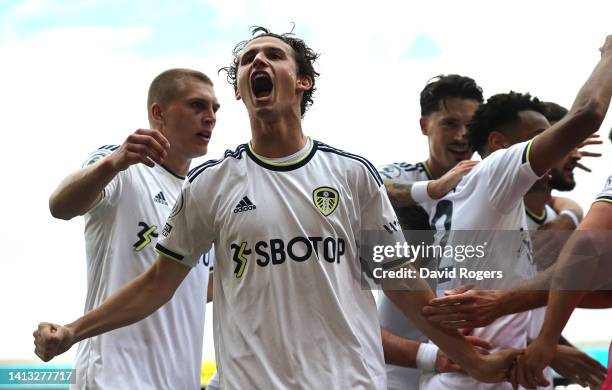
[219, 26, 320, 117]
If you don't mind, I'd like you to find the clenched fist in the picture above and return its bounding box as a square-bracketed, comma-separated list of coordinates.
[33, 322, 75, 362]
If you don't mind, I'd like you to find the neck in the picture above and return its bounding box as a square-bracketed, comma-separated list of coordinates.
[524, 188, 552, 216]
[423, 157, 448, 180]
[249, 110, 305, 158]
[160, 151, 191, 177]
[153, 123, 191, 177]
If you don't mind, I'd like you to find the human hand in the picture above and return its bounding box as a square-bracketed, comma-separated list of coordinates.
[510, 338, 555, 389]
[575, 134, 603, 172]
[469, 348, 523, 384]
[423, 285, 507, 328]
[108, 128, 170, 171]
[550, 344, 606, 388]
[428, 160, 478, 199]
[33, 322, 76, 362]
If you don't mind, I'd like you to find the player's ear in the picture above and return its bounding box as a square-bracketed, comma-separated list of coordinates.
[419, 117, 429, 135]
[488, 131, 509, 152]
[151, 103, 164, 122]
[296, 75, 313, 92]
[234, 84, 241, 101]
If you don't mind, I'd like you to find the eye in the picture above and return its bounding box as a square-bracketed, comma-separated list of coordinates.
[240, 52, 255, 65]
[191, 101, 206, 110]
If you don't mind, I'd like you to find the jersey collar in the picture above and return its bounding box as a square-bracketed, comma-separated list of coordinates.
[246, 139, 318, 171]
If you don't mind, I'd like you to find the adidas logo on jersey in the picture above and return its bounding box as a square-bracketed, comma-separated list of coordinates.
[154, 191, 168, 206]
[233, 196, 256, 213]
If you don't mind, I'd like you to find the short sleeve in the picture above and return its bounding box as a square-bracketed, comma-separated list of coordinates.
[594, 175, 612, 204]
[155, 178, 214, 267]
[82, 145, 120, 212]
[378, 163, 405, 180]
[483, 140, 541, 214]
[359, 168, 411, 271]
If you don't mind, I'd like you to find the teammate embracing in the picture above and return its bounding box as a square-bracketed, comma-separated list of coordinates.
[378, 74, 483, 389]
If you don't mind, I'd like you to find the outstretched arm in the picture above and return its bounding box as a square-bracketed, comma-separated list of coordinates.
[513, 199, 612, 387]
[49, 129, 169, 220]
[383, 280, 526, 385]
[381, 327, 492, 373]
[33, 255, 189, 361]
[529, 36, 612, 176]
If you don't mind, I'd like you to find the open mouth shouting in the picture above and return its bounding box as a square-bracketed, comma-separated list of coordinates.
[250, 71, 274, 101]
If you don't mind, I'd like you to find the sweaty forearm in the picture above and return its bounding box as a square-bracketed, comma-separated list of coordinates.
[49, 157, 119, 220]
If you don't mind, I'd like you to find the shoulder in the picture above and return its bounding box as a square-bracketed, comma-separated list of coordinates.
[83, 144, 119, 166]
[315, 140, 382, 186]
[187, 144, 248, 184]
[378, 161, 428, 181]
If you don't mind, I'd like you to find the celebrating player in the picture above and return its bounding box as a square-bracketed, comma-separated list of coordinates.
[40, 69, 218, 389]
[378, 74, 483, 389]
[420, 35, 612, 390]
[34, 27, 520, 389]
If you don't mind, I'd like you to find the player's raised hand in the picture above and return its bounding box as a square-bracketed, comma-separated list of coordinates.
[109, 128, 170, 171]
[33, 322, 75, 362]
[422, 286, 507, 328]
[575, 134, 603, 172]
[428, 160, 478, 199]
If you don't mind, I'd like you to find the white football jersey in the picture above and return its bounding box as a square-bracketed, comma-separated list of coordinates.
[157, 140, 408, 389]
[74, 145, 211, 390]
[421, 140, 539, 390]
[595, 175, 612, 204]
[377, 161, 434, 390]
[525, 203, 557, 232]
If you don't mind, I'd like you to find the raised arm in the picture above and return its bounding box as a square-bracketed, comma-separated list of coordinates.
[49, 129, 169, 220]
[33, 255, 189, 361]
[529, 36, 612, 176]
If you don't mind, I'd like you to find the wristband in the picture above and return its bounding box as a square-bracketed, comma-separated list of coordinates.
[559, 210, 580, 227]
[410, 180, 434, 203]
[416, 343, 439, 372]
